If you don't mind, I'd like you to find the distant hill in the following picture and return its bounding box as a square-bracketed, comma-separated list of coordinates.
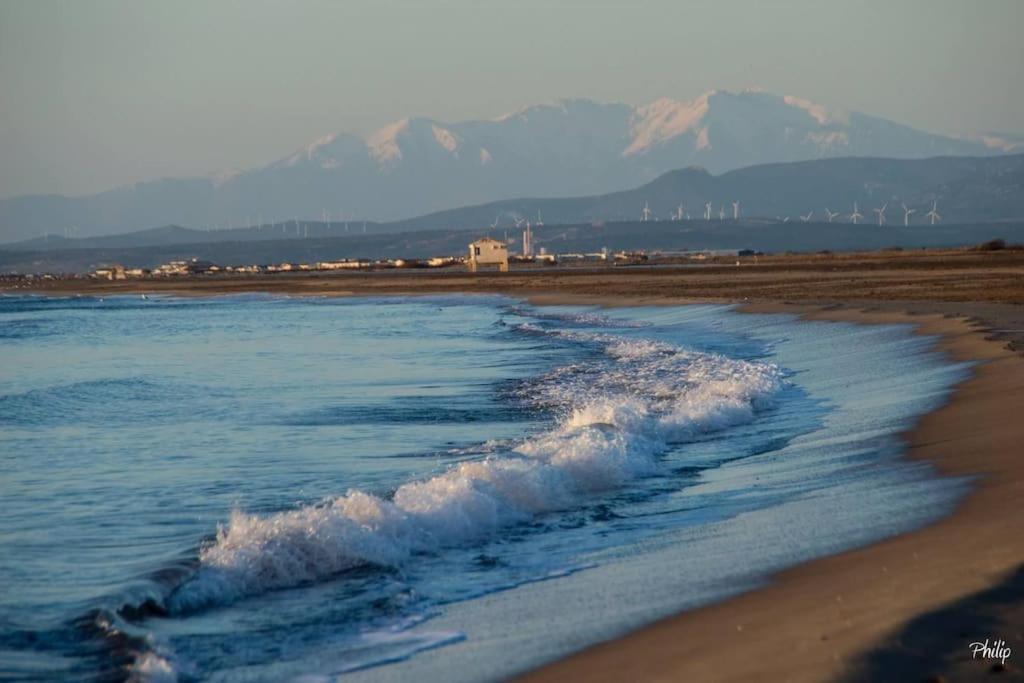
[9, 153, 1024, 258]
[0, 89, 1010, 243]
[388, 153, 1024, 231]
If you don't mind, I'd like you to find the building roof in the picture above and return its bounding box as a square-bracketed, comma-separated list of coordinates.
[470, 237, 506, 246]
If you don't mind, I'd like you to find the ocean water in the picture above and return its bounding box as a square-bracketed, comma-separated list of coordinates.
[0, 294, 972, 682]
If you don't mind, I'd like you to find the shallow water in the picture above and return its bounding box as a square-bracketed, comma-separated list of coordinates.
[0, 294, 971, 682]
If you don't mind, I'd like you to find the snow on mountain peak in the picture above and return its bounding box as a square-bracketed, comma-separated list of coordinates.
[431, 124, 460, 154]
[493, 98, 608, 123]
[782, 95, 848, 126]
[254, 88, 998, 205]
[275, 133, 342, 168]
[305, 133, 338, 156]
[968, 132, 1023, 152]
[624, 92, 711, 156]
[368, 119, 409, 165]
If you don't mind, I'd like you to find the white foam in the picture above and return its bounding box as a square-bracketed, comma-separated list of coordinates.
[168, 333, 783, 613]
[129, 653, 177, 683]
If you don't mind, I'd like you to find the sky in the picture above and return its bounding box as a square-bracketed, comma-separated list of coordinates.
[1, 0, 1022, 199]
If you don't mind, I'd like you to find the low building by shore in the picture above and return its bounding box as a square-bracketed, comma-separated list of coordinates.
[467, 238, 509, 272]
[92, 264, 127, 280]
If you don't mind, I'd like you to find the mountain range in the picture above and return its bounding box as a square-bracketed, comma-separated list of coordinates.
[2, 89, 1019, 244]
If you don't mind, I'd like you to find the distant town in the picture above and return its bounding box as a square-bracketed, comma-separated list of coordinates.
[6, 242, 761, 286]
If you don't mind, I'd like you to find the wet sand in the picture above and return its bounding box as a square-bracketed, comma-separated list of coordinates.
[11, 248, 1024, 681]
[517, 302, 1024, 683]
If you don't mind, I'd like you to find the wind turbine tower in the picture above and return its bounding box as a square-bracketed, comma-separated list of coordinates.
[536, 210, 544, 227]
[704, 202, 712, 220]
[926, 201, 941, 225]
[901, 203, 916, 226]
[850, 202, 864, 225]
[874, 203, 888, 226]
[641, 202, 652, 222]
[719, 206, 725, 220]
[732, 201, 740, 220]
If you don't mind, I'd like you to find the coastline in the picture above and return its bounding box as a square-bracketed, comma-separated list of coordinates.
[7, 257, 1024, 680]
[516, 300, 1024, 683]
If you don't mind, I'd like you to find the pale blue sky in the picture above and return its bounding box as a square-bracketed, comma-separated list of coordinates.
[1, 0, 1021, 198]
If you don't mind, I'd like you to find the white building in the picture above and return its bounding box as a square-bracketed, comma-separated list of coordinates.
[92, 264, 126, 280]
[467, 238, 509, 272]
[318, 260, 369, 270]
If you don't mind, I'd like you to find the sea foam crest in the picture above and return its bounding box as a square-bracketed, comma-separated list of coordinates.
[167, 334, 783, 613]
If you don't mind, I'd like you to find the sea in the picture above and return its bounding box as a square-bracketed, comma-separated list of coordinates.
[0, 293, 972, 682]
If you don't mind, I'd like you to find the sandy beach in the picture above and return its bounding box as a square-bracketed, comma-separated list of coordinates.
[10, 248, 1024, 681]
[517, 302, 1024, 683]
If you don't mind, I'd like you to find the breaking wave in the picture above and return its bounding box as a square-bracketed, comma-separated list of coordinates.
[166, 331, 784, 613]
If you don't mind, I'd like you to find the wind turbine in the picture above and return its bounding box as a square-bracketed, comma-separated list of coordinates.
[704, 201, 712, 220]
[926, 201, 942, 225]
[901, 203, 916, 226]
[641, 202, 652, 222]
[800, 211, 813, 222]
[515, 217, 526, 229]
[719, 205, 726, 220]
[825, 209, 840, 223]
[674, 204, 685, 221]
[490, 215, 500, 229]
[850, 202, 863, 225]
[873, 203, 888, 226]
[536, 210, 544, 227]
[732, 201, 740, 220]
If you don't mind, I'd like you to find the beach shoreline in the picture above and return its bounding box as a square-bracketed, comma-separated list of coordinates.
[513, 299, 1024, 683]
[8, 255, 1024, 681]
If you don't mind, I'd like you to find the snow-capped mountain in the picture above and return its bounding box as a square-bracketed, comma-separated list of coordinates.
[0, 89, 1004, 242]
